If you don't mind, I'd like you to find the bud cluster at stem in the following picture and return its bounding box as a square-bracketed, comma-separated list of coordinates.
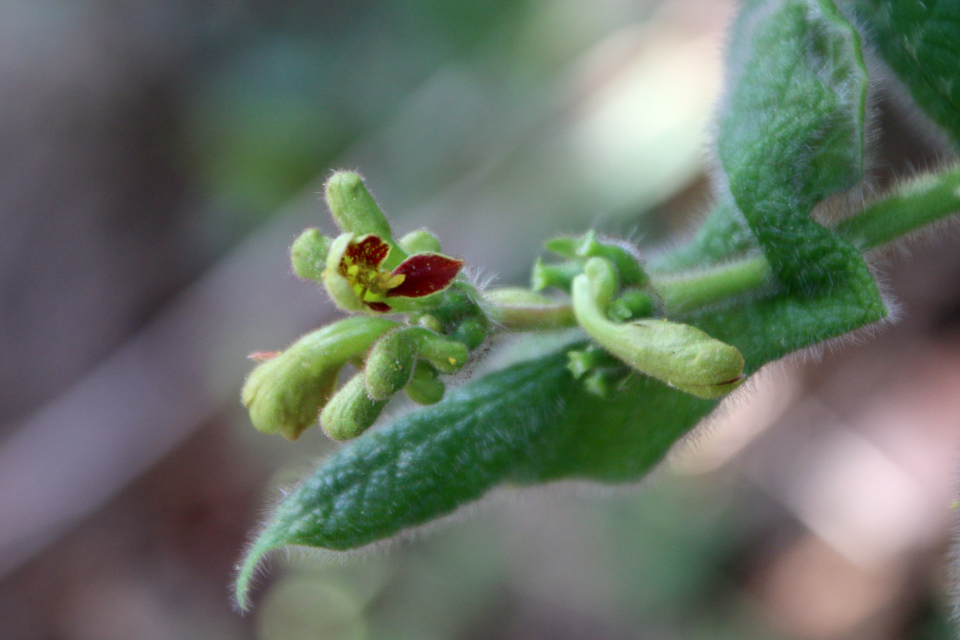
[243, 171, 484, 441]
[242, 173, 746, 446]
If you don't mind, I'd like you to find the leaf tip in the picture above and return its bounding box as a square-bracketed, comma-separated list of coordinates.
[233, 527, 284, 612]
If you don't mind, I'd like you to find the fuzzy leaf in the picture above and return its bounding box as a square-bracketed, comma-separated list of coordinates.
[716, 0, 885, 337]
[850, 0, 960, 147]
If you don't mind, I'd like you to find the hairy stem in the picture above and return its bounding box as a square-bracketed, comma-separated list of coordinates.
[493, 164, 960, 329]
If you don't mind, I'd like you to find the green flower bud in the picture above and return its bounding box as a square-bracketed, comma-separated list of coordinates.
[566, 347, 620, 379]
[575, 230, 648, 288]
[427, 283, 491, 348]
[320, 373, 388, 441]
[451, 318, 487, 350]
[583, 370, 614, 398]
[405, 362, 446, 405]
[543, 237, 580, 259]
[545, 231, 648, 287]
[531, 258, 583, 292]
[572, 258, 744, 399]
[608, 289, 656, 322]
[399, 229, 442, 254]
[324, 171, 406, 268]
[365, 327, 468, 400]
[241, 317, 396, 440]
[290, 228, 332, 283]
[364, 329, 417, 401]
[417, 314, 444, 333]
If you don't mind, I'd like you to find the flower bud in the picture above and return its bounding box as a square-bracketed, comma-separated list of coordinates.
[365, 327, 468, 400]
[364, 329, 417, 401]
[566, 347, 619, 379]
[572, 257, 744, 399]
[405, 362, 446, 405]
[608, 289, 655, 321]
[241, 317, 397, 440]
[324, 172, 404, 266]
[531, 258, 582, 292]
[290, 228, 332, 283]
[399, 229, 442, 254]
[320, 373, 388, 441]
[546, 231, 648, 287]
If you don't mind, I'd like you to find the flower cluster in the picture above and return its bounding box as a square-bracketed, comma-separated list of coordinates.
[242, 171, 744, 443]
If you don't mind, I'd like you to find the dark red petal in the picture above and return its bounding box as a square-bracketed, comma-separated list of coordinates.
[344, 235, 390, 269]
[366, 301, 392, 313]
[386, 253, 464, 298]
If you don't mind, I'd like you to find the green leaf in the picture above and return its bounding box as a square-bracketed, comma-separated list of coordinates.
[716, 0, 885, 339]
[236, 341, 718, 608]
[849, 0, 960, 147]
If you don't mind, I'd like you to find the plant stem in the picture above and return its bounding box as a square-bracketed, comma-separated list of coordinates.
[835, 164, 960, 250]
[493, 163, 960, 330]
[655, 257, 771, 314]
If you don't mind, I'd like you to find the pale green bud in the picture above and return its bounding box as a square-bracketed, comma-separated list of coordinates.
[575, 230, 648, 288]
[320, 373, 388, 441]
[417, 314, 444, 333]
[290, 228, 332, 282]
[450, 318, 487, 350]
[583, 370, 613, 398]
[325, 171, 394, 239]
[545, 231, 648, 287]
[531, 258, 583, 292]
[399, 229, 442, 254]
[566, 347, 619, 379]
[405, 362, 446, 405]
[543, 237, 579, 259]
[572, 258, 744, 399]
[241, 317, 396, 440]
[608, 289, 655, 321]
[364, 329, 417, 401]
[365, 327, 468, 400]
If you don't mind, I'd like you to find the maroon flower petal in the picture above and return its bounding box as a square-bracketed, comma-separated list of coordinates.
[387, 253, 464, 298]
[366, 301, 392, 313]
[344, 235, 390, 270]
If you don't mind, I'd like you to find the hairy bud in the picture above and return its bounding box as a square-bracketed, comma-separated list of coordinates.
[290, 228, 332, 282]
[320, 373, 389, 441]
[572, 258, 744, 399]
[241, 317, 396, 440]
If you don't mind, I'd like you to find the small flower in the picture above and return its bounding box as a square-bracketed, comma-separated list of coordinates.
[323, 233, 464, 313]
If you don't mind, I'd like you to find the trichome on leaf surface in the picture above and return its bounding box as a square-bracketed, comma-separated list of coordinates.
[234, 0, 960, 614]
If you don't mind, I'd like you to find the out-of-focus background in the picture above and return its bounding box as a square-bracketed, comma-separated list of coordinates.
[0, 0, 959, 638]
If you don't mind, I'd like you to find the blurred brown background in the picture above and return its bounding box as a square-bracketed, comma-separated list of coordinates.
[0, 0, 958, 638]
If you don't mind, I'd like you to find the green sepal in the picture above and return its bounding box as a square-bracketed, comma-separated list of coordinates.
[322, 233, 365, 312]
